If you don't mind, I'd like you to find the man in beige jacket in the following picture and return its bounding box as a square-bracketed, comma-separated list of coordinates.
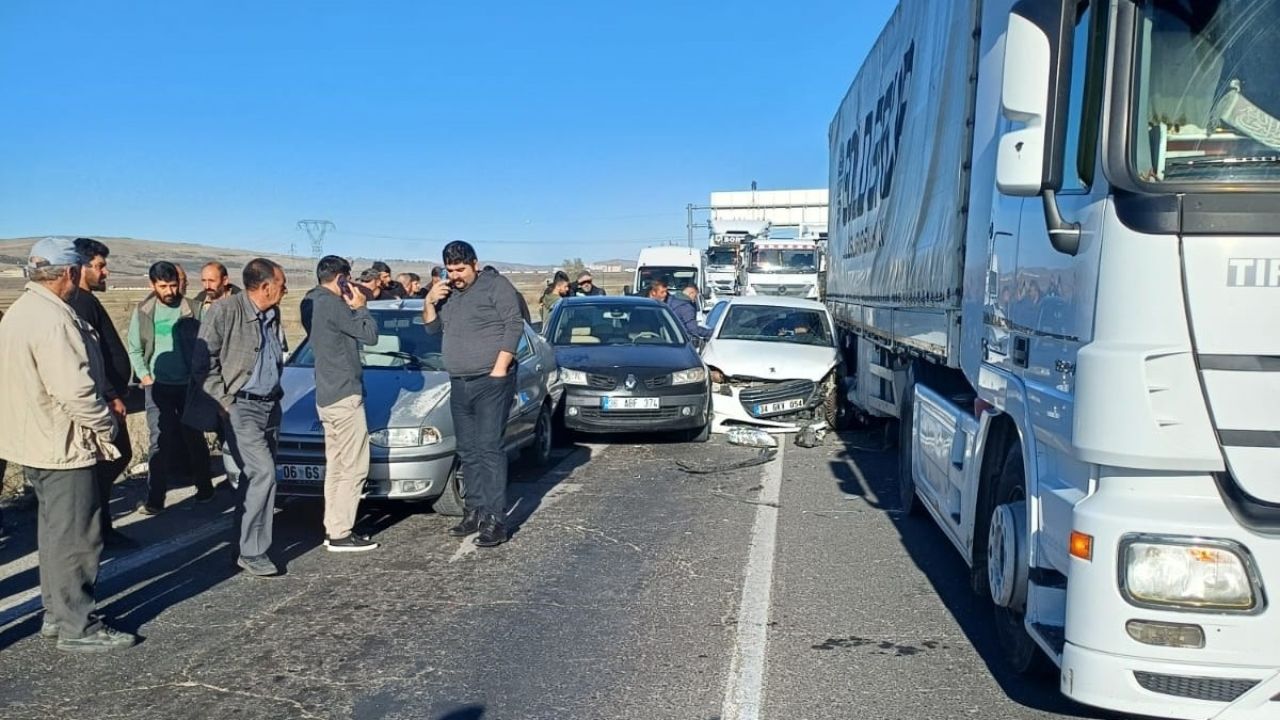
[0, 237, 136, 652]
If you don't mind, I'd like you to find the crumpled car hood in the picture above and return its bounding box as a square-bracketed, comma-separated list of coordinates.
[280, 366, 452, 436]
[700, 339, 837, 382]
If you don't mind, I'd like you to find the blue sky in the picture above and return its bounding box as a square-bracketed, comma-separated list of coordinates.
[0, 1, 895, 265]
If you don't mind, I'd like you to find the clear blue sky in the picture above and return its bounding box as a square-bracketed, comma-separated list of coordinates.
[0, 1, 895, 265]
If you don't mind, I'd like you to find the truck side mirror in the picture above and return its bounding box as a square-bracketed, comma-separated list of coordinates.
[996, 0, 1074, 197]
[623, 285, 632, 296]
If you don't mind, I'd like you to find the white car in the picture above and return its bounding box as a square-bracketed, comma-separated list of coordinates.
[698, 297, 841, 433]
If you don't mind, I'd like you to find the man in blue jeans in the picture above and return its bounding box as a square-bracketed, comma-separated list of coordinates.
[424, 241, 525, 547]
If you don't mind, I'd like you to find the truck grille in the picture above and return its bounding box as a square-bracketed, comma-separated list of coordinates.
[753, 284, 811, 297]
[1133, 671, 1259, 703]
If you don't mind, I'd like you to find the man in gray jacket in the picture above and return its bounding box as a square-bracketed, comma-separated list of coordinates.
[186, 258, 288, 576]
[302, 256, 379, 553]
[424, 241, 524, 547]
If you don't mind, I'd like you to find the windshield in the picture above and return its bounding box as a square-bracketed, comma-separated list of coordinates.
[716, 306, 833, 346]
[748, 248, 816, 274]
[636, 266, 697, 295]
[288, 310, 445, 370]
[706, 248, 737, 268]
[1132, 0, 1280, 184]
[548, 303, 686, 346]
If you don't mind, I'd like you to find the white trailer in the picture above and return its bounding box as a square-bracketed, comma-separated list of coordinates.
[827, 0, 1280, 717]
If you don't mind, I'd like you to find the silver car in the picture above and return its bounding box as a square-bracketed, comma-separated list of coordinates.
[275, 299, 563, 515]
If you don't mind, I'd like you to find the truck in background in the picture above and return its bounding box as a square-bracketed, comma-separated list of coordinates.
[740, 233, 821, 300]
[628, 246, 707, 304]
[827, 0, 1279, 718]
[705, 219, 771, 299]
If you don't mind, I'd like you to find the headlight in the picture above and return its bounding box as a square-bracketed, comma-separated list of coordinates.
[370, 427, 442, 448]
[671, 367, 707, 385]
[560, 368, 588, 385]
[1121, 536, 1261, 612]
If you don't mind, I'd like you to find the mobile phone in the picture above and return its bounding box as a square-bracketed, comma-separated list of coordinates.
[338, 276, 353, 299]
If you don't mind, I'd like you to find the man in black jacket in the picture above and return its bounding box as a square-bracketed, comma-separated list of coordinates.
[424, 242, 524, 547]
[302, 256, 380, 553]
[68, 238, 137, 548]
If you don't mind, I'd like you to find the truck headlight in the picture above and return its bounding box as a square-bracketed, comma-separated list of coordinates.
[370, 427, 442, 448]
[560, 368, 588, 385]
[671, 367, 707, 385]
[1121, 536, 1262, 612]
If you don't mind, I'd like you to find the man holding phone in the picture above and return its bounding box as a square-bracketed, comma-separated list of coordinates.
[302, 256, 379, 552]
[423, 241, 524, 547]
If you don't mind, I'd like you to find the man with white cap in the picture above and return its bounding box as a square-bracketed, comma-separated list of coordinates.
[0, 237, 137, 652]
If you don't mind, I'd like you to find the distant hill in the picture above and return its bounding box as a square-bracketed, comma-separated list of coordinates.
[0, 236, 556, 285]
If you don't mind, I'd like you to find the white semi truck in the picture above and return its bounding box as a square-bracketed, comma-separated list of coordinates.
[740, 235, 822, 299]
[706, 219, 771, 298]
[827, 0, 1280, 717]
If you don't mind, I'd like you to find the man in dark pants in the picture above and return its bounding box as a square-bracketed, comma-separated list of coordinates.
[424, 241, 524, 547]
[67, 238, 137, 548]
[186, 258, 289, 576]
[0, 237, 136, 651]
[127, 261, 212, 514]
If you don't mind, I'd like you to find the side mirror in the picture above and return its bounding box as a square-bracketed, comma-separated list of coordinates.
[623, 285, 632, 296]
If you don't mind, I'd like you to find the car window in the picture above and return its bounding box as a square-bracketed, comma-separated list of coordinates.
[703, 300, 728, 330]
[287, 310, 445, 370]
[716, 306, 834, 346]
[517, 330, 534, 360]
[547, 303, 685, 346]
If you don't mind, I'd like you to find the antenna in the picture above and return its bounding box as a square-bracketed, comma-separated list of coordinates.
[296, 219, 335, 258]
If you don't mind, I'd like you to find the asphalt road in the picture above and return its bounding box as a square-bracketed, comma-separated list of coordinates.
[0, 430, 1108, 720]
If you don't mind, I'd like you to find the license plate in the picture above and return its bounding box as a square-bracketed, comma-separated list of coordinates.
[276, 464, 325, 482]
[601, 396, 660, 411]
[753, 398, 806, 416]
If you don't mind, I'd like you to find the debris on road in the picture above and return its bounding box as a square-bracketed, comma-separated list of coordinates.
[793, 421, 828, 448]
[725, 427, 779, 449]
[676, 448, 777, 475]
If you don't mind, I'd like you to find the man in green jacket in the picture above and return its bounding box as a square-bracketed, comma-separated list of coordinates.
[127, 261, 212, 514]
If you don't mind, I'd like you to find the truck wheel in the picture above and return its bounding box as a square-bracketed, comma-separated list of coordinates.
[897, 381, 923, 516]
[988, 443, 1051, 675]
[431, 461, 465, 517]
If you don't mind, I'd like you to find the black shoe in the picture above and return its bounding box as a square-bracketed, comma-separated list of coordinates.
[102, 529, 140, 550]
[135, 501, 163, 516]
[194, 487, 215, 504]
[473, 514, 507, 548]
[448, 509, 481, 537]
[56, 625, 138, 653]
[324, 534, 379, 553]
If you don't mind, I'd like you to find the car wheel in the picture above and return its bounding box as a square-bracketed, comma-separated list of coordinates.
[822, 371, 843, 429]
[431, 461, 465, 517]
[522, 402, 554, 467]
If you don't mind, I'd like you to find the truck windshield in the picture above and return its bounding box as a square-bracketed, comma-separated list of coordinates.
[1131, 0, 1280, 184]
[749, 249, 816, 274]
[636, 266, 697, 295]
[706, 248, 737, 268]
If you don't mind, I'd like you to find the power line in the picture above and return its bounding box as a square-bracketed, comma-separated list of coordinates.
[296, 219, 335, 258]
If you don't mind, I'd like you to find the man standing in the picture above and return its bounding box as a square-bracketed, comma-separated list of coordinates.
[0, 237, 136, 652]
[128, 262, 212, 514]
[424, 241, 523, 547]
[574, 271, 606, 296]
[648, 279, 709, 340]
[356, 268, 384, 300]
[539, 271, 570, 324]
[186, 258, 288, 576]
[373, 261, 407, 299]
[67, 238, 137, 548]
[396, 272, 421, 298]
[303, 256, 379, 553]
[194, 261, 241, 318]
[174, 263, 189, 297]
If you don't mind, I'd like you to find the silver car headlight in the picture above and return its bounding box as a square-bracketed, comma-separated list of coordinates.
[671, 367, 707, 385]
[1121, 535, 1262, 613]
[560, 368, 588, 385]
[370, 427, 442, 448]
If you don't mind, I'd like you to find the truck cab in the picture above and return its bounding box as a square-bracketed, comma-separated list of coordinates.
[740, 237, 820, 300]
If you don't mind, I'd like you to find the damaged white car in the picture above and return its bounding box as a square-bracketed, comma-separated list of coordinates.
[698, 297, 841, 433]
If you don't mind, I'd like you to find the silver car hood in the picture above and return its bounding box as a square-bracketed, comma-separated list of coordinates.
[280, 366, 452, 436]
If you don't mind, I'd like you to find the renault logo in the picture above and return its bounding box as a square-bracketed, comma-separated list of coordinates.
[624, 374, 638, 390]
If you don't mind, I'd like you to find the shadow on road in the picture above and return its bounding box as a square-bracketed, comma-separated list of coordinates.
[829, 424, 1108, 720]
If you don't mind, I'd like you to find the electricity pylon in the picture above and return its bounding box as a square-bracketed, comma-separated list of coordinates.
[296, 220, 335, 258]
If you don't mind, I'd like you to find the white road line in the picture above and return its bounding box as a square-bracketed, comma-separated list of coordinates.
[0, 513, 235, 631]
[721, 441, 785, 720]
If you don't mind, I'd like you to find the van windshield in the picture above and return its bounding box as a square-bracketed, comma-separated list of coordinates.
[636, 266, 697, 295]
[1131, 0, 1280, 184]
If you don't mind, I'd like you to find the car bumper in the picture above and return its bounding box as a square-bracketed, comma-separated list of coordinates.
[561, 388, 709, 433]
[709, 383, 824, 433]
[275, 435, 455, 500]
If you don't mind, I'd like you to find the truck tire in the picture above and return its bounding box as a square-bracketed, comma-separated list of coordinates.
[988, 443, 1051, 676]
[897, 379, 923, 516]
[431, 461, 465, 517]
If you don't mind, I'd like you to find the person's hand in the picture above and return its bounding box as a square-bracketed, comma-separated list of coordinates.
[426, 281, 451, 304]
[109, 397, 127, 418]
[140, 376, 154, 387]
[489, 366, 508, 378]
[345, 287, 367, 309]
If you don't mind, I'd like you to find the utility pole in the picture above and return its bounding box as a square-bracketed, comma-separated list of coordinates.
[296, 219, 335, 259]
[687, 203, 694, 247]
